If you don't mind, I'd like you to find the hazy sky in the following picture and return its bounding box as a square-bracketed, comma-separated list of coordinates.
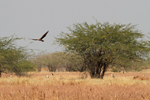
[0, 0, 150, 54]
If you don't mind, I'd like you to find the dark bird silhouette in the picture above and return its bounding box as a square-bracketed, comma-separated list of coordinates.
[30, 31, 49, 42]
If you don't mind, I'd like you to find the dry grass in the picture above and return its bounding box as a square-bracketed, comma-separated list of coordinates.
[0, 71, 150, 100]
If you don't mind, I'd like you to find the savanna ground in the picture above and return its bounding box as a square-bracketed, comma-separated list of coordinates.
[0, 69, 150, 100]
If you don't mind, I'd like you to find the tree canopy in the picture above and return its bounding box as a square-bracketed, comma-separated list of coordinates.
[0, 35, 35, 77]
[55, 21, 150, 78]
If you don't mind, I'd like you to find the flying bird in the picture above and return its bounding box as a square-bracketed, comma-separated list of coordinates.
[30, 31, 49, 42]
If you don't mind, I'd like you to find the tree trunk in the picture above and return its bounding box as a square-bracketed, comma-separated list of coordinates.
[0, 70, 2, 77]
[90, 71, 95, 78]
[95, 66, 100, 78]
[89, 64, 95, 78]
[100, 63, 107, 79]
[38, 66, 41, 72]
[0, 65, 2, 77]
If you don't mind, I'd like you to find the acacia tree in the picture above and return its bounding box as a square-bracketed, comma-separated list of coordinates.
[31, 51, 47, 72]
[64, 53, 86, 72]
[31, 51, 85, 72]
[55, 21, 150, 79]
[31, 52, 64, 72]
[0, 35, 35, 77]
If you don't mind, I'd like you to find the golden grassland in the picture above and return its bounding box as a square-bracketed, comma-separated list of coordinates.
[0, 71, 150, 100]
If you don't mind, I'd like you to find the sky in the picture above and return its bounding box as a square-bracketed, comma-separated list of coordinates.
[0, 0, 150, 54]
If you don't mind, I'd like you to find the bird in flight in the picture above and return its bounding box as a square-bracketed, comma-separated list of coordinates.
[30, 31, 49, 42]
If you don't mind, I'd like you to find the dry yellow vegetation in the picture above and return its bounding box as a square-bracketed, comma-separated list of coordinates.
[0, 71, 150, 100]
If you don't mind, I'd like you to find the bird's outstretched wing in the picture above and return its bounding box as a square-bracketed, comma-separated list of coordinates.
[40, 31, 49, 40]
[31, 39, 39, 41]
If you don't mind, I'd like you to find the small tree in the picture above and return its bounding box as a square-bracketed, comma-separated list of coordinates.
[0, 35, 35, 77]
[55, 21, 150, 79]
[31, 52, 45, 72]
[31, 51, 86, 72]
[31, 52, 60, 72]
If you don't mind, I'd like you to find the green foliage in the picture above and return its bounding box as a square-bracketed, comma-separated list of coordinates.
[31, 51, 85, 72]
[55, 21, 150, 78]
[0, 35, 35, 77]
[12, 60, 35, 76]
